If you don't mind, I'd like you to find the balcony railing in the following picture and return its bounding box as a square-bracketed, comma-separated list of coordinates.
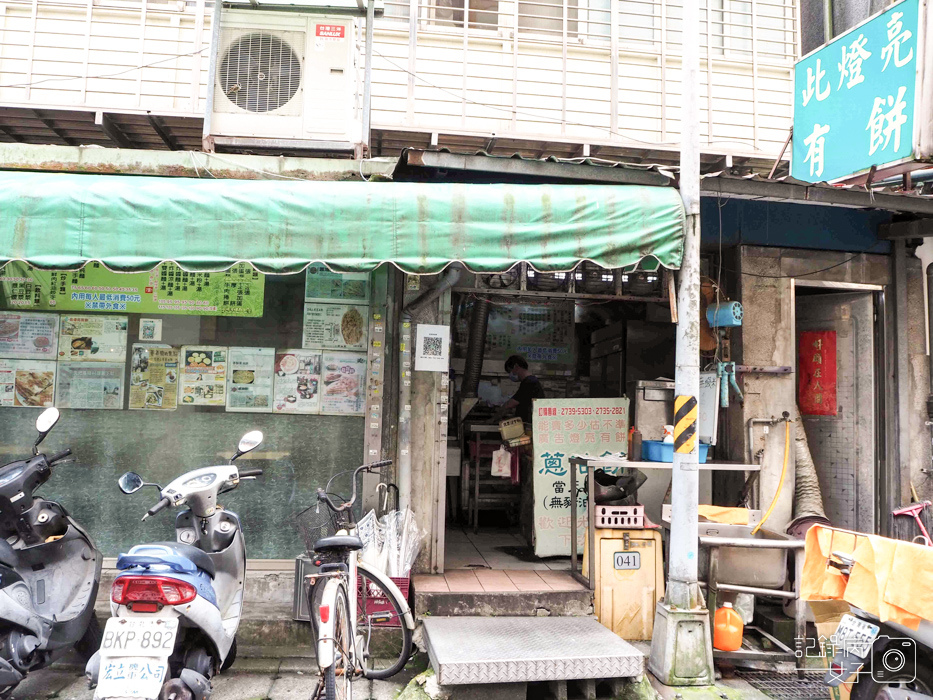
[371, 0, 798, 157]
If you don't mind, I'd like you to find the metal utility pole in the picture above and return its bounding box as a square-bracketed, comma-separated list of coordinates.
[362, 0, 375, 155]
[647, 0, 714, 685]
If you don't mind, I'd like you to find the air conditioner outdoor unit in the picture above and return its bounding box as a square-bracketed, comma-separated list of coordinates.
[208, 10, 360, 152]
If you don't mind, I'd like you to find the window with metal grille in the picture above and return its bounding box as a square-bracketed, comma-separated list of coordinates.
[431, 0, 499, 29]
[219, 33, 302, 113]
[516, 0, 611, 40]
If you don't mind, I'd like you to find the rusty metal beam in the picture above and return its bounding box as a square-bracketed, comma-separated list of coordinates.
[0, 142, 397, 180]
[879, 219, 933, 239]
[401, 149, 672, 186]
[702, 175, 933, 215]
[33, 110, 77, 147]
[146, 113, 180, 151]
[95, 111, 134, 149]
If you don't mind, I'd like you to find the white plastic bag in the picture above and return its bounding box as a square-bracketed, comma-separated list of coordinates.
[491, 447, 511, 477]
[358, 509, 389, 574]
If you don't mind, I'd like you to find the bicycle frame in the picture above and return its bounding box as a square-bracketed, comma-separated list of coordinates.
[308, 529, 415, 675]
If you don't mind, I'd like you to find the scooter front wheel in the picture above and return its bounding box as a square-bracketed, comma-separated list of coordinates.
[158, 678, 194, 700]
[323, 585, 352, 700]
[74, 614, 103, 662]
[850, 653, 933, 700]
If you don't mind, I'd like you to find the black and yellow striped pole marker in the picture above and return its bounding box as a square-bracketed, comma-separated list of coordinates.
[673, 395, 698, 454]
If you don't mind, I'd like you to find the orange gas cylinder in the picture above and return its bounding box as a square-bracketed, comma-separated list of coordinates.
[713, 602, 744, 651]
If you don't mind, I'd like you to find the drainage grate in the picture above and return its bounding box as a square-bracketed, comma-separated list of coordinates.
[735, 671, 829, 700]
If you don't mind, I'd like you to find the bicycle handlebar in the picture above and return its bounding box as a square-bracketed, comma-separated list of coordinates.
[317, 460, 393, 514]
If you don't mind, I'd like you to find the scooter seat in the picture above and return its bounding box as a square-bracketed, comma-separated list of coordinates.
[0, 539, 17, 569]
[129, 542, 216, 579]
[313, 535, 363, 552]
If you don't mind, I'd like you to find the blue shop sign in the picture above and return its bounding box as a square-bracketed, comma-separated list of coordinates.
[792, 0, 920, 182]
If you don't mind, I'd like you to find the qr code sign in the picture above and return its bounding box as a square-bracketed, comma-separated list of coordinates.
[422, 336, 444, 357]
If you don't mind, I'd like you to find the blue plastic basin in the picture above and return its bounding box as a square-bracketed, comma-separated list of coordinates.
[642, 440, 709, 463]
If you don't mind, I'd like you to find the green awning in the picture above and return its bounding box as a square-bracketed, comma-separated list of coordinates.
[0, 172, 684, 274]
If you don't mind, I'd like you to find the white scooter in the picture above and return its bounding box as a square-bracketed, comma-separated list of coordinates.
[0, 408, 102, 698]
[85, 430, 264, 700]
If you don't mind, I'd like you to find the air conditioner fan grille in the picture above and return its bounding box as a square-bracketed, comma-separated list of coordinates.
[219, 32, 301, 113]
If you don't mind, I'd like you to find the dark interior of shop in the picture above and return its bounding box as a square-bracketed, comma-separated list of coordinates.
[446, 264, 690, 571]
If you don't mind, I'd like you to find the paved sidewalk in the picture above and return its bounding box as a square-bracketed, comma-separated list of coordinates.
[11, 653, 412, 700]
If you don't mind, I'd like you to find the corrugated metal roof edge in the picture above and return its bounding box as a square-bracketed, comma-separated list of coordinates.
[399, 149, 933, 215]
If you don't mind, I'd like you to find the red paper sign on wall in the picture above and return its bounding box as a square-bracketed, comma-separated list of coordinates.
[799, 330, 837, 416]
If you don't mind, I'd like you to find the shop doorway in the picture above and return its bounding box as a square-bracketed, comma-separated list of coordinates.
[794, 282, 884, 533]
[439, 267, 677, 578]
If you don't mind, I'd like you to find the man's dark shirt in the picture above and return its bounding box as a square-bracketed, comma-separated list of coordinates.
[513, 375, 546, 424]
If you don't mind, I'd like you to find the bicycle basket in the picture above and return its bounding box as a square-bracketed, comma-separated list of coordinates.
[295, 504, 349, 554]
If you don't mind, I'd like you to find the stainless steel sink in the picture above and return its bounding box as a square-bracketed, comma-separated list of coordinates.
[697, 523, 790, 588]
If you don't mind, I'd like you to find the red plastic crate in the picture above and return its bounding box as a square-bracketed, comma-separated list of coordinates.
[357, 574, 410, 627]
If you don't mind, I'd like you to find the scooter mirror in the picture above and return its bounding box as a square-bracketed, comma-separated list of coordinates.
[33, 407, 60, 454]
[233, 430, 263, 461]
[118, 472, 145, 494]
[35, 407, 60, 435]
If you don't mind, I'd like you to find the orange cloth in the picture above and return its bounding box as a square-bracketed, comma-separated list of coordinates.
[886, 540, 933, 621]
[801, 525, 933, 630]
[801, 525, 857, 601]
[697, 505, 750, 525]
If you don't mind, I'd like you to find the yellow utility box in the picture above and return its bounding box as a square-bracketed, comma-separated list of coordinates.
[583, 528, 664, 640]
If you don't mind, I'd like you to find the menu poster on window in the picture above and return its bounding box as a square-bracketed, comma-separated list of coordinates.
[302, 303, 369, 351]
[56, 363, 124, 410]
[320, 352, 367, 415]
[129, 345, 180, 411]
[531, 397, 630, 558]
[226, 347, 275, 413]
[273, 350, 322, 414]
[0, 261, 264, 317]
[304, 265, 371, 303]
[453, 299, 575, 368]
[0, 360, 56, 407]
[0, 312, 58, 360]
[139, 318, 163, 342]
[180, 347, 227, 406]
[58, 315, 128, 363]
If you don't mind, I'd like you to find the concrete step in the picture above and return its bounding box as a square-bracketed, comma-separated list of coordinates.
[415, 588, 594, 617]
[422, 616, 643, 686]
[413, 570, 594, 618]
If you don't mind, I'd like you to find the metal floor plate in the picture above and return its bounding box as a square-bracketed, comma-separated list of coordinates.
[422, 616, 644, 685]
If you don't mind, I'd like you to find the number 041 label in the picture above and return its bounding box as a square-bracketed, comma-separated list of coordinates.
[614, 552, 641, 570]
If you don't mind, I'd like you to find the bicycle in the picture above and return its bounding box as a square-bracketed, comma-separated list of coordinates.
[297, 460, 415, 700]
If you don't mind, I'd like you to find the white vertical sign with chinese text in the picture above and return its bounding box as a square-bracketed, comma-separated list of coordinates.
[532, 397, 629, 557]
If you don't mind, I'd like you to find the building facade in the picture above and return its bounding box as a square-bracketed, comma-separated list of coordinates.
[1, 0, 932, 579]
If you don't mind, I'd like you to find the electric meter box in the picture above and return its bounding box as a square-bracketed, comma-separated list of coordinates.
[583, 528, 664, 641]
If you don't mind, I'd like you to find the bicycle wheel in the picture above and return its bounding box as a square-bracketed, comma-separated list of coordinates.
[356, 569, 413, 680]
[323, 584, 353, 700]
